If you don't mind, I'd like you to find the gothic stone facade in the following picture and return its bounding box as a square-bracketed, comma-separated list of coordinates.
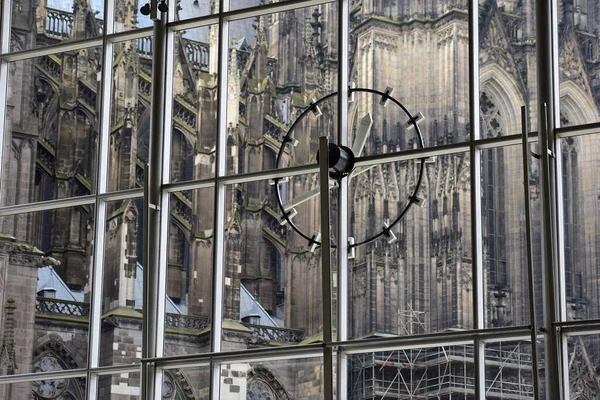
[1, 0, 600, 399]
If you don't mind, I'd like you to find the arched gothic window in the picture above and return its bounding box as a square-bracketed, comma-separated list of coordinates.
[480, 90, 509, 326]
[31, 355, 84, 399]
[247, 379, 277, 400]
[480, 91, 504, 138]
[246, 366, 291, 400]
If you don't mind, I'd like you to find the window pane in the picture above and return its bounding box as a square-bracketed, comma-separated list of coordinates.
[229, 0, 294, 12]
[163, 188, 213, 356]
[9, 0, 104, 52]
[348, 346, 475, 398]
[485, 340, 535, 398]
[108, 37, 153, 192]
[226, 3, 339, 175]
[100, 198, 143, 366]
[1, 376, 87, 399]
[162, 366, 210, 399]
[558, 3, 600, 127]
[114, 3, 152, 32]
[479, 0, 538, 135]
[560, 134, 600, 321]
[481, 145, 534, 328]
[98, 371, 141, 398]
[222, 177, 323, 346]
[220, 356, 323, 398]
[349, 1, 470, 146]
[174, 0, 213, 21]
[0, 206, 94, 375]
[170, 26, 218, 183]
[567, 334, 600, 399]
[3, 48, 101, 206]
[349, 153, 472, 337]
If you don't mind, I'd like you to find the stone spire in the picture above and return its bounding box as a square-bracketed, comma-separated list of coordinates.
[0, 299, 17, 376]
[227, 37, 240, 129]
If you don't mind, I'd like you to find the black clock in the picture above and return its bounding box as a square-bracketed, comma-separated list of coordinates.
[272, 87, 426, 250]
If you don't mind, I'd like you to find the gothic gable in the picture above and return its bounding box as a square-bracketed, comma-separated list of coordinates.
[559, 29, 595, 98]
[479, 9, 524, 93]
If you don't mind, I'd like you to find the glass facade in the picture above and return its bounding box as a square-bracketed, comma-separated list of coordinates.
[1, 0, 600, 399]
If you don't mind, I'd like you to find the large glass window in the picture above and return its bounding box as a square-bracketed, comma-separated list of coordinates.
[1, 0, 600, 399]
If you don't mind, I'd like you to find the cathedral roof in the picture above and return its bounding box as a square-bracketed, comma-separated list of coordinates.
[37, 266, 84, 302]
[37, 264, 279, 326]
[240, 284, 280, 327]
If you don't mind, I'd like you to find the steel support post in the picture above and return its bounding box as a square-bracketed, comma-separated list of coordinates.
[468, 0, 485, 397]
[536, 1, 563, 384]
[536, 0, 562, 393]
[336, 0, 350, 398]
[319, 136, 334, 400]
[142, 2, 168, 398]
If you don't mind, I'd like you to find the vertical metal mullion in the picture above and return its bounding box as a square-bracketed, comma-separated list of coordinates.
[0, 0, 10, 54]
[86, 201, 107, 399]
[154, 190, 170, 359]
[319, 136, 334, 400]
[555, 144, 567, 321]
[143, 4, 168, 399]
[468, 0, 484, 397]
[155, 18, 177, 362]
[474, 338, 485, 399]
[0, 0, 13, 197]
[550, 0, 571, 395]
[153, 366, 165, 400]
[521, 106, 541, 400]
[336, 0, 349, 398]
[209, 0, 229, 396]
[536, 0, 562, 393]
[87, 0, 115, 393]
[555, 144, 571, 399]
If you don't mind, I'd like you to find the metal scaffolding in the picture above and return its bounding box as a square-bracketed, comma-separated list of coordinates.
[349, 341, 536, 400]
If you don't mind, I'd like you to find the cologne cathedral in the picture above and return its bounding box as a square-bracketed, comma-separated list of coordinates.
[1, 0, 600, 398]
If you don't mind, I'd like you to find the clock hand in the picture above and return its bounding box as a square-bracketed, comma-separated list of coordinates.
[351, 112, 373, 157]
[282, 179, 338, 211]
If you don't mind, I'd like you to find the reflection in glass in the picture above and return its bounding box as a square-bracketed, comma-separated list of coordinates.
[479, 0, 538, 135]
[1, 376, 87, 400]
[114, 2, 152, 32]
[567, 335, 600, 399]
[558, 1, 600, 127]
[163, 189, 213, 356]
[3, 47, 101, 206]
[222, 179, 322, 346]
[485, 341, 535, 398]
[9, 0, 104, 52]
[481, 146, 533, 328]
[349, 0, 470, 146]
[219, 357, 323, 399]
[0, 207, 93, 380]
[170, 26, 219, 183]
[98, 371, 140, 399]
[349, 153, 472, 337]
[348, 346, 475, 399]
[108, 37, 153, 192]
[561, 135, 600, 322]
[161, 366, 210, 399]
[100, 199, 143, 366]
[226, 3, 338, 175]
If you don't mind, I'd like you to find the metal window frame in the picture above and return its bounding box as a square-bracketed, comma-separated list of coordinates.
[2, 0, 600, 398]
